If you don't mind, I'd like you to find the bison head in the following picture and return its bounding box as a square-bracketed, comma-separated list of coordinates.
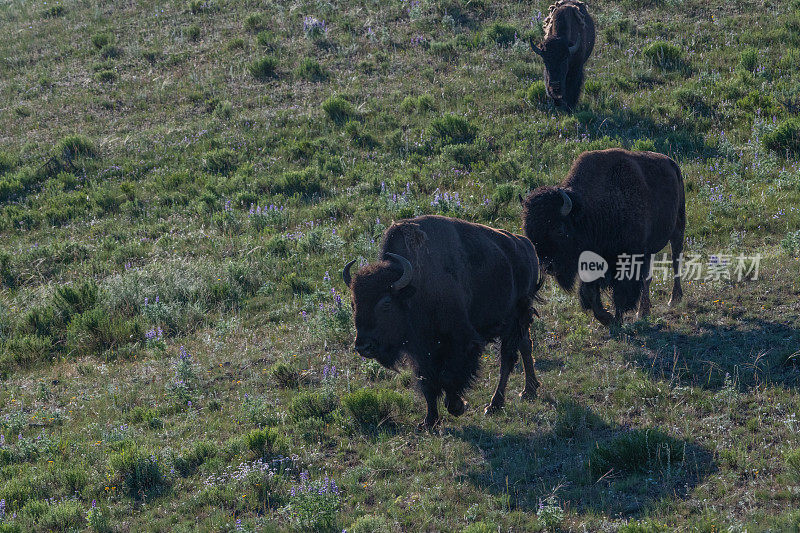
[522, 186, 581, 291]
[532, 38, 580, 106]
[342, 253, 416, 369]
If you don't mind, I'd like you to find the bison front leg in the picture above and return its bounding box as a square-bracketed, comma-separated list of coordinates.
[579, 282, 614, 326]
[418, 376, 441, 429]
[443, 389, 467, 417]
[485, 339, 519, 414]
[518, 325, 540, 400]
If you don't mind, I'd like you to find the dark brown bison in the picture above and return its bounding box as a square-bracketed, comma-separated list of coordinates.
[522, 148, 685, 326]
[342, 215, 542, 428]
[531, 0, 595, 109]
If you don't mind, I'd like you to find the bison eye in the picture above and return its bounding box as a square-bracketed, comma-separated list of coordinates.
[375, 295, 393, 315]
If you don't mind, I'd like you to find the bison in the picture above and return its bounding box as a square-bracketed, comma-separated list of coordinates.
[522, 148, 685, 326]
[531, 0, 595, 109]
[342, 215, 542, 428]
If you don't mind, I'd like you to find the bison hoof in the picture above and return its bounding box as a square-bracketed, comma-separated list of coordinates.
[668, 294, 683, 307]
[519, 386, 539, 400]
[593, 311, 615, 327]
[445, 397, 467, 417]
[417, 417, 440, 431]
[484, 402, 503, 415]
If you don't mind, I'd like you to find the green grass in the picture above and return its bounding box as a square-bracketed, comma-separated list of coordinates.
[0, 0, 799, 530]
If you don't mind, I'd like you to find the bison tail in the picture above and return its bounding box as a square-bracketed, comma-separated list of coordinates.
[532, 276, 546, 304]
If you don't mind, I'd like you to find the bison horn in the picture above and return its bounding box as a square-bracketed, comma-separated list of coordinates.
[385, 252, 413, 292]
[568, 40, 581, 55]
[342, 259, 356, 287]
[531, 43, 543, 56]
[559, 189, 573, 216]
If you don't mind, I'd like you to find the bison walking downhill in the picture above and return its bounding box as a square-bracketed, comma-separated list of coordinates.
[342, 215, 543, 428]
[531, 0, 596, 109]
[523, 148, 685, 326]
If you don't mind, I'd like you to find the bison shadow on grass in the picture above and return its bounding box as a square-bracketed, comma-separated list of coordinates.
[623, 317, 800, 391]
[453, 403, 715, 518]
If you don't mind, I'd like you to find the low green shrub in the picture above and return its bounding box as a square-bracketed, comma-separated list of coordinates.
[174, 440, 217, 476]
[643, 41, 685, 70]
[763, 117, 800, 155]
[431, 114, 478, 145]
[289, 390, 339, 421]
[203, 148, 238, 174]
[588, 429, 685, 478]
[248, 56, 278, 79]
[295, 58, 329, 82]
[484, 22, 517, 46]
[322, 95, 358, 124]
[342, 388, 409, 428]
[110, 446, 168, 499]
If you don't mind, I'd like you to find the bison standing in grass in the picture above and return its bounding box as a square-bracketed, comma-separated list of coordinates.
[342, 215, 542, 428]
[531, 0, 595, 109]
[522, 148, 685, 326]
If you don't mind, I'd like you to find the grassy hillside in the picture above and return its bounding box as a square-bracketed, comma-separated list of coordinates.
[1, 0, 800, 530]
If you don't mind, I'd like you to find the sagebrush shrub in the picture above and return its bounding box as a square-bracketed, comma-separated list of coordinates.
[186, 24, 201, 41]
[0, 334, 53, 372]
[174, 440, 216, 476]
[56, 135, 97, 164]
[111, 446, 168, 499]
[588, 429, 685, 478]
[349, 514, 394, 533]
[44, 4, 65, 17]
[203, 148, 238, 174]
[0, 151, 17, 174]
[256, 30, 276, 47]
[100, 44, 122, 59]
[271, 362, 301, 388]
[484, 22, 517, 46]
[526, 80, 547, 104]
[431, 114, 477, 145]
[248, 56, 278, 79]
[274, 168, 323, 197]
[244, 12, 267, 32]
[738, 47, 758, 72]
[295, 58, 329, 82]
[763, 117, 800, 155]
[322, 95, 358, 124]
[342, 388, 408, 428]
[787, 448, 800, 484]
[244, 428, 281, 457]
[91, 33, 111, 49]
[643, 41, 684, 70]
[289, 390, 338, 421]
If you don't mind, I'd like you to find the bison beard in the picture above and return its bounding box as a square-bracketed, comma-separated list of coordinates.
[343, 215, 543, 429]
[523, 149, 686, 326]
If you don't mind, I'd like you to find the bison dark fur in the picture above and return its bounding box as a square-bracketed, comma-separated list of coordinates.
[343, 215, 543, 428]
[522, 148, 685, 326]
[531, 0, 595, 109]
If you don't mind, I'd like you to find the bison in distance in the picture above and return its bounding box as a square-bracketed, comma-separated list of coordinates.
[531, 0, 596, 109]
[342, 215, 543, 429]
